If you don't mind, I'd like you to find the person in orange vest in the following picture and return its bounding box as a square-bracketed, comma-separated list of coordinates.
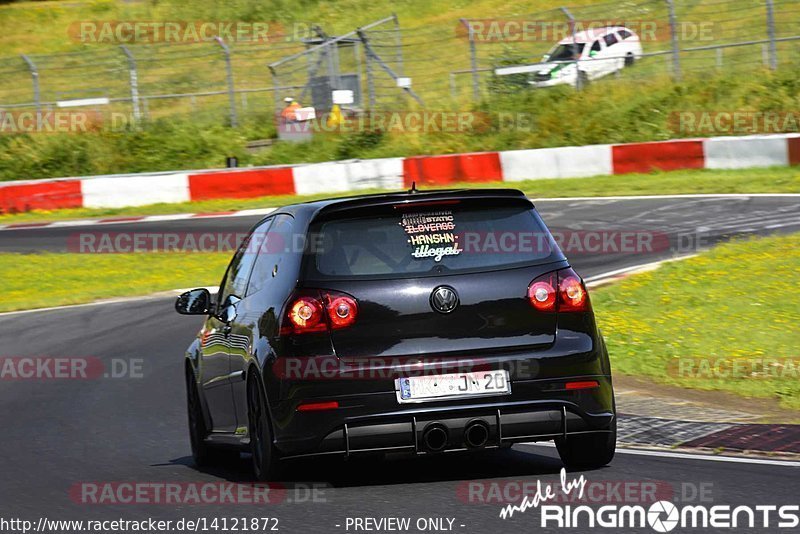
[280, 97, 301, 123]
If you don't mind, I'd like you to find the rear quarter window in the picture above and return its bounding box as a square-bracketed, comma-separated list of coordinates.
[306, 203, 562, 280]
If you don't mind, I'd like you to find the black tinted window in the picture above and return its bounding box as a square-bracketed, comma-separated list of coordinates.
[549, 43, 585, 61]
[218, 217, 277, 304]
[619, 29, 632, 39]
[310, 205, 558, 279]
[591, 40, 602, 53]
[247, 215, 293, 295]
[219, 231, 258, 304]
[604, 33, 619, 47]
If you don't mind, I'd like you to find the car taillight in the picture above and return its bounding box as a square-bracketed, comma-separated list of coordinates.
[558, 268, 589, 312]
[527, 272, 557, 311]
[284, 290, 359, 335]
[288, 296, 326, 333]
[326, 294, 358, 329]
[528, 268, 590, 313]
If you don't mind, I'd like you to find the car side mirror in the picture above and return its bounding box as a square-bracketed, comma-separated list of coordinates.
[218, 295, 241, 324]
[175, 288, 212, 315]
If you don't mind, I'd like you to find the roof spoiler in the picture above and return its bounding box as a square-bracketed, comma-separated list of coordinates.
[313, 188, 531, 218]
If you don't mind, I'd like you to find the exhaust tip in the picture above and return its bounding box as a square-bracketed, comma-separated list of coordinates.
[422, 424, 449, 452]
[465, 421, 490, 449]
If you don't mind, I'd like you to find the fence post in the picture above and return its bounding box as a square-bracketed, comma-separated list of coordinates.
[460, 19, 480, 101]
[666, 0, 682, 81]
[766, 0, 778, 70]
[393, 13, 404, 76]
[119, 45, 142, 123]
[364, 38, 376, 108]
[269, 66, 281, 113]
[20, 54, 41, 128]
[325, 40, 341, 95]
[358, 29, 424, 106]
[214, 36, 239, 127]
[560, 7, 582, 90]
[300, 27, 330, 105]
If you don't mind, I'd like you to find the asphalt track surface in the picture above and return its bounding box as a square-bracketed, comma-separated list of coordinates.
[1, 195, 799, 534]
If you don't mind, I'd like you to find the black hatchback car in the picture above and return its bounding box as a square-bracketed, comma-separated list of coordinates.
[176, 188, 616, 480]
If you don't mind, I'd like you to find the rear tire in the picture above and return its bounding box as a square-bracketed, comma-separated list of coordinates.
[186, 368, 239, 467]
[555, 420, 616, 469]
[248, 374, 281, 481]
[624, 52, 635, 67]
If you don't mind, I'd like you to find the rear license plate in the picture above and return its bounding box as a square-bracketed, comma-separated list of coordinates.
[396, 370, 510, 403]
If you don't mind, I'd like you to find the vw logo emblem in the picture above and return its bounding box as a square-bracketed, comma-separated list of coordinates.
[430, 286, 459, 314]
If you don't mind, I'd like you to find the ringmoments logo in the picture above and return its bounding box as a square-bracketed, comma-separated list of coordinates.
[499, 469, 800, 531]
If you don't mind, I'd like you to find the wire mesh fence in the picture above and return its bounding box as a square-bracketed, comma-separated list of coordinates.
[0, 29, 310, 129]
[457, 0, 800, 99]
[1, 0, 799, 130]
[268, 16, 417, 116]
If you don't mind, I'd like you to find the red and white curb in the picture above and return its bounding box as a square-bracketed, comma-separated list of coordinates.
[1, 133, 800, 215]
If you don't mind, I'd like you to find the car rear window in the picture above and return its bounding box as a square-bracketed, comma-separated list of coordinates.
[307, 203, 561, 279]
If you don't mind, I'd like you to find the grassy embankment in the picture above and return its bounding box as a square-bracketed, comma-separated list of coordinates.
[594, 233, 800, 410]
[1, 0, 799, 181]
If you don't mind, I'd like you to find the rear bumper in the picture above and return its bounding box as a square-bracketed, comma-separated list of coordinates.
[272, 375, 615, 459]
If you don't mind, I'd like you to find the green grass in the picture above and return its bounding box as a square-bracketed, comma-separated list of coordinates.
[0, 252, 230, 312]
[594, 232, 800, 410]
[4, 66, 800, 183]
[0, 0, 649, 55]
[1, 165, 798, 225]
[0, 0, 631, 118]
[1, 0, 800, 183]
